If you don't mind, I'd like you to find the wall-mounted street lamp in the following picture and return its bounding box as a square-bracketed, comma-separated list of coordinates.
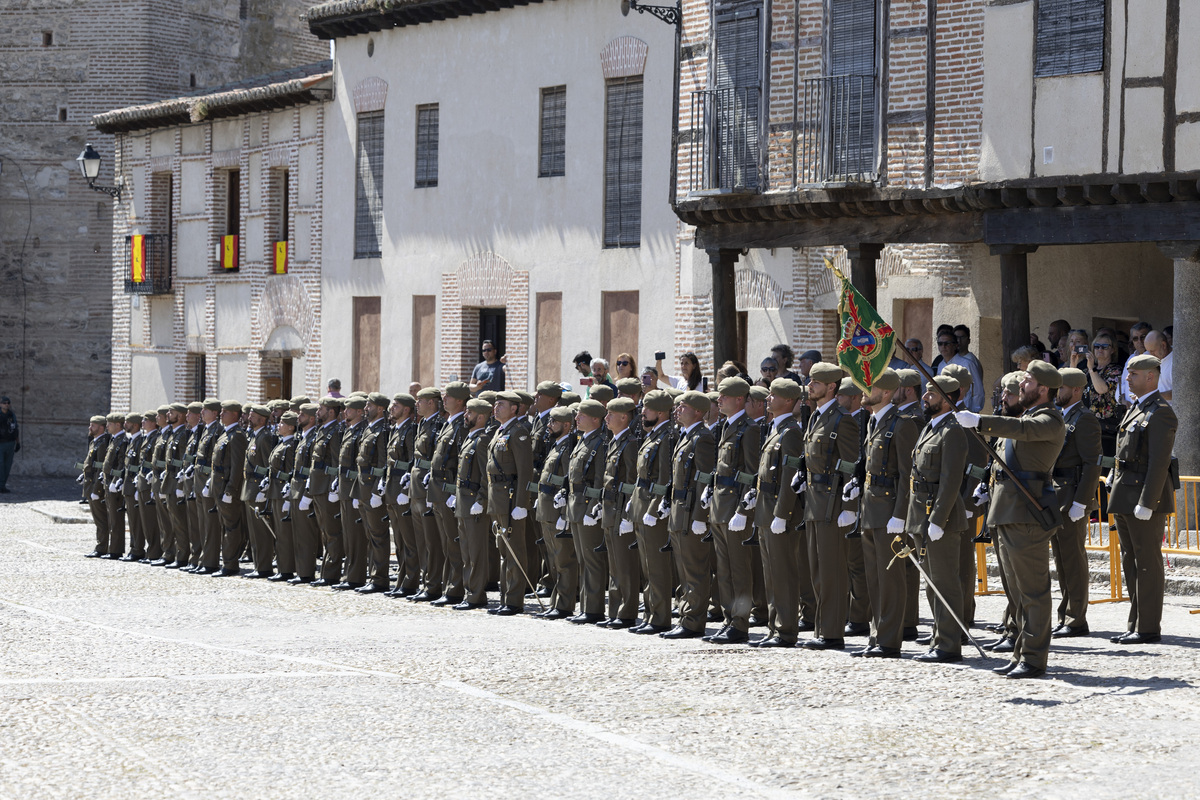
[620, 0, 681, 27]
[76, 143, 124, 200]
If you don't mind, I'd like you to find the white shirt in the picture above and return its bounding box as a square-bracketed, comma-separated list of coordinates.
[725, 409, 746, 425]
[870, 403, 894, 425]
[928, 410, 952, 429]
[771, 412, 793, 430]
[814, 398, 839, 417]
[1160, 352, 1173, 393]
[682, 421, 703, 435]
[943, 353, 984, 412]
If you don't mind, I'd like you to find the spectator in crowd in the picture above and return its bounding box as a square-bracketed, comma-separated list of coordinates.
[770, 344, 802, 382]
[1164, 325, 1173, 350]
[1083, 331, 1123, 455]
[930, 324, 955, 370]
[470, 339, 506, 395]
[640, 365, 659, 389]
[1121, 322, 1152, 403]
[992, 345, 1039, 412]
[326, 378, 344, 398]
[936, 326, 984, 411]
[891, 337, 931, 376]
[0, 396, 18, 494]
[656, 352, 703, 391]
[1065, 329, 1091, 371]
[797, 350, 822, 382]
[716, 361, 747, 381]
[1047, 319, 1071, 366]
[573, 351, 593, 380]
[408, 382, 421, 395]
[613, 353, 637, 381]
[590, 358, 616, 393]
[1145, 330, 1172, 402]
[758, 356, 779, 387]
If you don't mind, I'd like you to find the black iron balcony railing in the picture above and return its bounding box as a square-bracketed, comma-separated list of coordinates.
[124, 233, 172, 295]
[688, 85, 762, 194]
[798, 74, 878, 185]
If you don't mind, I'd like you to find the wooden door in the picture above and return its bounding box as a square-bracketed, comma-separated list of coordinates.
[601, 291, 639, 366]
[353, 296, 381, 392]
[412, 295, 436, 388]
[899, 298, 933, 353]
[536, 292, 562, 383]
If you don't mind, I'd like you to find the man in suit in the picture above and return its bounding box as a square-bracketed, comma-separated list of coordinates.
[1107, 353, 1177, 645]
[958, 360, 1066, 678]
[565, 399, 608, 624]
[383, 393, 420, 596]
[1050, 367, 1104, 637]
[241, 405, 278, 579]
[428, 382, 472, 605]
[630, 390, 676, 634]
[486, 392, 534, 615]
[852, 369, 918, 658]
[208, 401, 248, 577]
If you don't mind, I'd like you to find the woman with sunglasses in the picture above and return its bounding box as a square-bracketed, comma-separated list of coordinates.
[1082, 332, 1121, 456]
[613, 353, 637, 381]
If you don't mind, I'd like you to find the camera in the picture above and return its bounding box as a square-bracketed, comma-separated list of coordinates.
[641, 374, 653, 387]
[1074, 345, 1088, 355]
[654, 351, 666, 361]
[580, 377, 594, 387]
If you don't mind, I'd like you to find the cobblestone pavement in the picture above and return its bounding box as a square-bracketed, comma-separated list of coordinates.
[2, 485, 1199, 799]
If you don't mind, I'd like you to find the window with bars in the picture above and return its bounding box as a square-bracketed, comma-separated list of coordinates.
[826, 0, 878, 179]
[354, 110, 384, 259]
[539, 86, 567, 178]
[1035, 0, 1105, 77]
[713, 3, 761, 191]
[415, 104, 439, 188]
[603, 76, 643, 249]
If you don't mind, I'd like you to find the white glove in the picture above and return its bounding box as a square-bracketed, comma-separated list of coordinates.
[1134, 504, 1153, 521]
[553, 490, 567, 509]
[108, 480, 119, 493]
[791, 473, 807, 494]
[396, 491, 410, 505]
[691, 520, 707, 535]
[202, 486, 211, 498]
[642, 512, 657, 527]
[624, 499, 632, 513]
[282, 501, 290, 512]
[400, 473, 411, 490]
[955, 411, 980, 429]
[729, 512, 747, 532]
[328, 491, 339, 503]
[221, 493, 232, 504]
[512, 506, 527, 521]
[972, 483, 990, 507]
[841, 478, 860, 502]
[370, 494, 383, 509]
[75, 474, 85, 485]
[469, 501, 483, 515]
[742, 489, 758, 510]
[1068, 502, 1086, 522]
[555, 517, 567, 531]
[770, 516, 787, 534]
[376, 479, 386, 495]
[259, 478, 269, 492]
[657, 501, 670, 519]
[886, 516, 905, 534]
[422, 473, 431, 488]
[699, 485, 712, 509]
[619, 519, 633, 535]
[89, 492, 99, 500]
[1105, 472, 1114, 490]
[176, 489, 184, 498]
[928, 521, 945, 541]
[836, 510, 857, 528]
[330, 478, 339, 493]
[352, 498, 360, 509]
[446, 495, 456, 510]
[583, 514, 598, 527]
[965, 509, 974, 519]
[134, 490, 140, 501]
[158, 470, 167, 482]
[299, 496, 312, 511]
[256, 492, 267, 503]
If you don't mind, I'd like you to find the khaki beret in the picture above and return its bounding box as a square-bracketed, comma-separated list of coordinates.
[367, 391, 390, 408]
[157, 405, 172, 416]
[560, 391, 582, 406]
[220, 400, 242, 413]
[679, 390, 712, 414]
[279, 411, 299, 427]
[549, 406, 575, 423]
[415, 387, 441, 400]
[172, 402, 190, 413]
[144, 410, 160, 421]
[348, 390, 369, 399]
[1025, 359, 1063, 389]
[747, 385, 769, 401]
[642, 389, 674, 413]
[1126, 353, 1162, 372]
[466, 398, 493, 415]
[705, 391, 720, 403]
[927, 375, 959, 394]
[837, 377, 863, 397]
[589, 384, 615, 404]
[345, 396, 368, 409]
[203, 398, 222, 412]
[896, 369, 922, 389]
[268, 399, 290, 412]
[299, 403, 319, 415]
[514, 390, 535, 407]
[536, 380, 563, 399]
[607, 397, 637, 415]
[1059, 367, 1087, 389]
[799, 350, 823, 362]
[616, 377, 644, 396]
[248, 405, 271, 418]
[872, 368, 900, 392]
[443, 381, 471, 400]
[106, 412, 125, 423]
[941, 363, 972, 391]
[125, 412, 143, 424]
[1001, 371, 1024, 395]
[186, 401, 204, 414]
[289, 395, 312, 407]
[809, 362, 844, 385]
[320, 395, 345, 408]
[576, 399, 607, 419]
[392, 392, 416, 409]
[665, 387, 684, 400]
[90, 414, 106, 425]
[495, 390, 521, 405]
[718, 376, 750, 397]
[768, 378, 803, 400]
[479, 391, 497, 406]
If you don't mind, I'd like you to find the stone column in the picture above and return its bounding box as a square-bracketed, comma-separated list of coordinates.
[709, 248, 739, 373]
[993, 245, 1036, 369]
[1165, 245, 1200, 475]
[844, 244, 883, 308]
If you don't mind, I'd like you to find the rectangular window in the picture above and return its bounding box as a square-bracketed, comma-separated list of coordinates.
[603, 76, 643, 249]
[714, 5, 762, 191]
[415, 104, 439, 188]
[225, 169, 240, 236]
[354, 111, 384, 259]
[539, 86, 566, 177]
[1035, 0, 1105, 77]
[827, 0, 878, 179]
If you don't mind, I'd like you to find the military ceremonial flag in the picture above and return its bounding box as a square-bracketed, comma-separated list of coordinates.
[826, 257, 896, 392]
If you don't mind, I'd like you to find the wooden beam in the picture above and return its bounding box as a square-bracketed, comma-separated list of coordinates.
[845, 244, 883, 308]
[709, 249, 739, 374]
[983, 201, 1200, 246]
[999, 250, 1033, 369]
[692, 211, 982, 250]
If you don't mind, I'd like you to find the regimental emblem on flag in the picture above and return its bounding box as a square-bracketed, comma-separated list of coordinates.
[273, 240, 288, 275]
[130, 234, 146, 284]
[826, 257, 896, 392]
[221, 234, 239, 271]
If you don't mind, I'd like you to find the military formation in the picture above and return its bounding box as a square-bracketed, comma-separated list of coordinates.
[78, 352, 1177, 680]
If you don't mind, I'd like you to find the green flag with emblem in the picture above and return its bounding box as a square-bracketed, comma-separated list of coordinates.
[826, 257, 896, 392]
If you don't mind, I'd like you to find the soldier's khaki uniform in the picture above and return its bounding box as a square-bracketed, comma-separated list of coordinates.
[535, 431, 578, 614]
[101, 429, 129, 557]
[977, 402, 1066, 669]
[209, 423, 248, 572]
[410, 411, 445, 597]
[195, 420, 224, 570]
[710, 411, 761, 636]
[267, 433, 298, 577]
[631, 420, 674, 629]
[1052, 401, 1103, 629]
[907, 412, 969, 655]
[959, 405, 991, 625]
[455, 425, 492, 604]
[528, 408, 555, 594]
[895, 400, 924, 633]
[337, 417, 369, 586]
[385, 415, 420, 594]
[148, 421, 176, 563]
[601, 428, 641, 622]
[754, 413, 807, 644]
[430, 412, 469, 600]
[357, 415, 392, 589]
[845, 408, 871, 631]
[242, 423, 277, 575]
[309, 419, 344, 583]
[567, 428, 607, 616]
[667, 421, 716, 634]
[83, 429, 111, 554]
[487, 417, 534, 609]
[288, 423, 321, 580]
[1109, 390, 1177, 637]
[119, 429, 145, 559]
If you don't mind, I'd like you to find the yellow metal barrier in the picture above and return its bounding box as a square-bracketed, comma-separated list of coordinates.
[1166, 476, 1200, 555]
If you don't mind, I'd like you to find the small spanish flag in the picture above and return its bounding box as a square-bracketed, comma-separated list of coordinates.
[221, 234, 239, 271]
[274, 240, 288, 274]
[130, 235, 146, 283]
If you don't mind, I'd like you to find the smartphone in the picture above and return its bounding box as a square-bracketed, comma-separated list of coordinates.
[1075, 345, 1088, 354]
[702, 377, 709, 392]
[655, 351, 666, 361]
[641, 374, 653, 387]
[581, 377, 594, 387]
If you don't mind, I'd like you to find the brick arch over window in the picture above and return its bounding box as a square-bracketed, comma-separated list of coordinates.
[601, 36, 648, 79]
[440, 252, 530, 390]
[735, 267, 791, 310]
[257, 274, 316, 351]
[353, 76, 388, 113]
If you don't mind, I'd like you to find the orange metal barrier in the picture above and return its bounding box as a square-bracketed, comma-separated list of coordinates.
[1166, 476, 1200, 555]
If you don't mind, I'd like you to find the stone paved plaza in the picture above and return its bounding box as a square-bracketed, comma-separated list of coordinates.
[2, 484, 1199, 800]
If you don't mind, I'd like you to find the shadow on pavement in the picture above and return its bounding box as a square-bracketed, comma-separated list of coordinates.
[0, 477, 85, 503]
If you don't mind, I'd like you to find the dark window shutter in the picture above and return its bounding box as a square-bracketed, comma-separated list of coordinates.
[604, 76, 643, 249]
[1036, 0, 1105, 77]
[353, 110, 384, 259]
[827, 0, 877, 178]
[415, 104, 439, 188]
[539, 86, 566, 178]
[714, 6, 761, 190]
